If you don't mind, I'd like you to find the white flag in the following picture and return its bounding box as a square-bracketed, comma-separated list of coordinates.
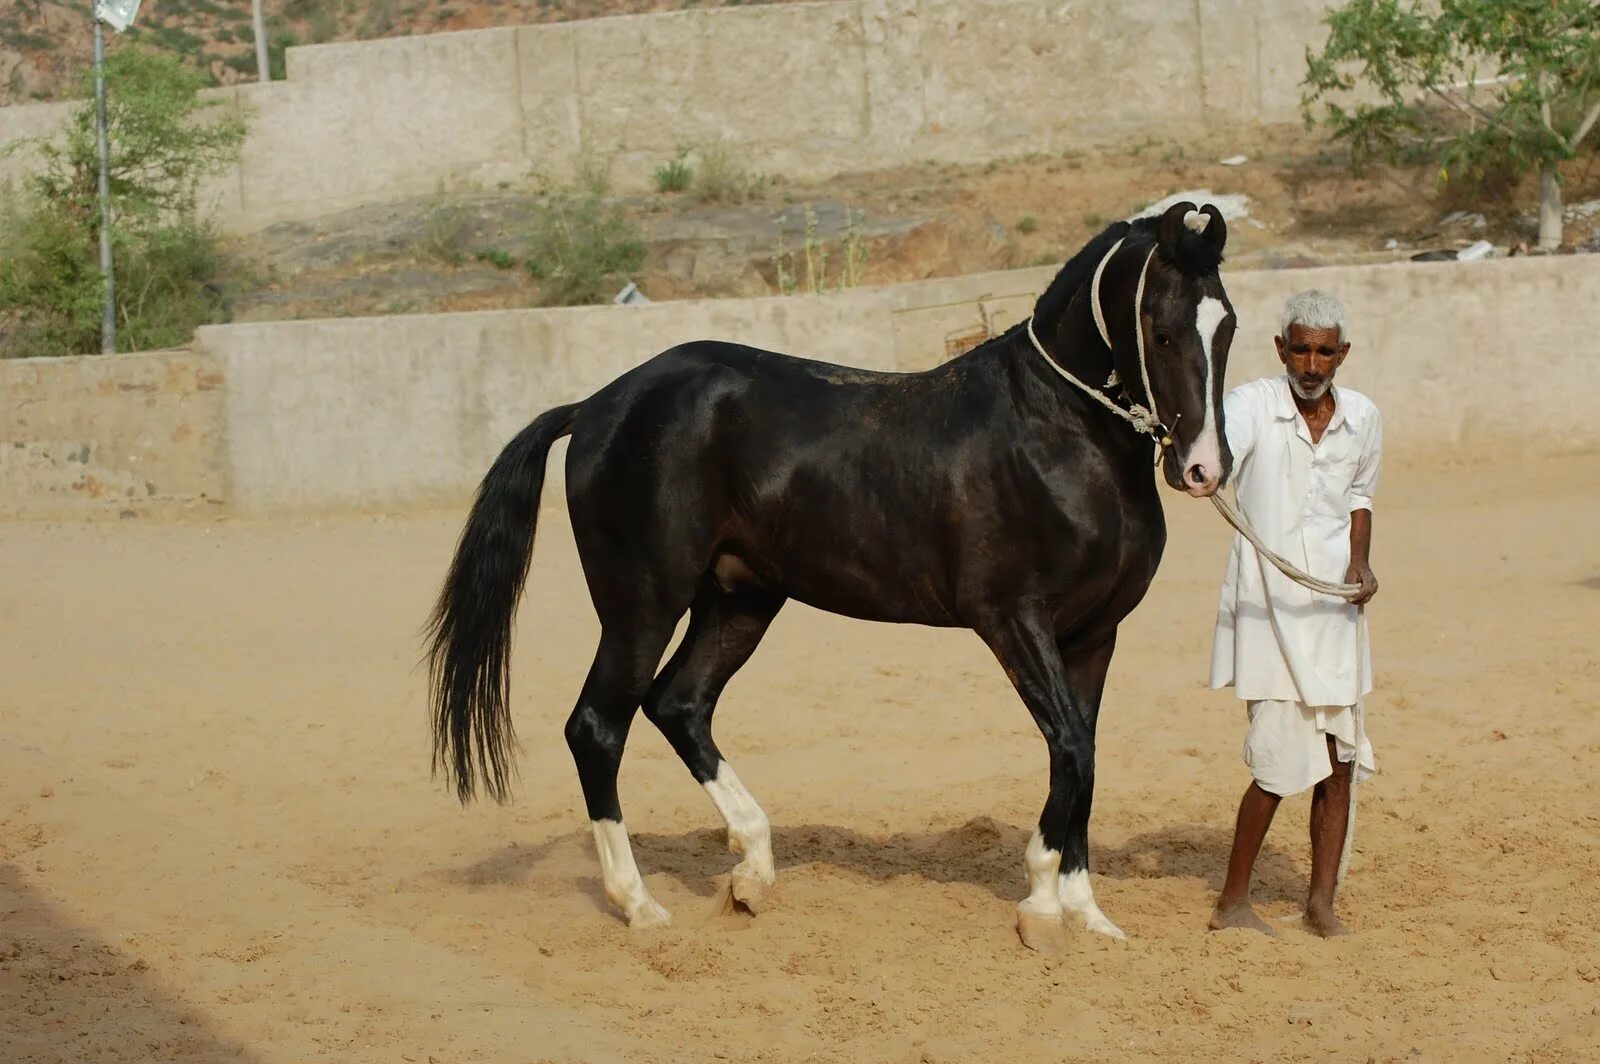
[94, 0, 144, 33]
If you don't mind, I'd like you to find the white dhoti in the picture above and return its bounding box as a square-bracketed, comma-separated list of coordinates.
[1244, 699, 1375, 798]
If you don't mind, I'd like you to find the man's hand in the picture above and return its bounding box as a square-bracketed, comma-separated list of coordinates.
[1344, 562, 1378, 605]
[1346, 508, 1376, 605]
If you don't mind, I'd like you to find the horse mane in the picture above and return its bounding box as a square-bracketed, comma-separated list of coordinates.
[1031, 214, 1225, 326]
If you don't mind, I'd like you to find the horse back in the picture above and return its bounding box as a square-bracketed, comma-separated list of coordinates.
[564, 339, 1157, 631]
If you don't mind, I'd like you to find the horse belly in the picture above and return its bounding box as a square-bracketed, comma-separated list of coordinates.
[740, 477, 960, 627]
[778, 551, 957, 626]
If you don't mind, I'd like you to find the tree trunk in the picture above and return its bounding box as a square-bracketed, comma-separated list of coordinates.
[1538, 166, 1563, 250]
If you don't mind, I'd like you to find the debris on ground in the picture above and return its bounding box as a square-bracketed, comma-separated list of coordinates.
[1439, 210, 1487, 231]
[1410, 240, 1499, 262]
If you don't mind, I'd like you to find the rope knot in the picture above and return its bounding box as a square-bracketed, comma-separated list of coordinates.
[1127, 405, 1161, 435]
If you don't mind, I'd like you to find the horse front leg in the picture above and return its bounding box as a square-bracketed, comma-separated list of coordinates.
[981, 612, 1095, 957]
[1057, 631, 1125, 940]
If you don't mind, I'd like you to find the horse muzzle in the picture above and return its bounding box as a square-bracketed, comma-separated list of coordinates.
[1176, 431, 1224, 497]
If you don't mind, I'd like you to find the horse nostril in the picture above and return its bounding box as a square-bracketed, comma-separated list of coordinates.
[1187, 464, 1208, 485]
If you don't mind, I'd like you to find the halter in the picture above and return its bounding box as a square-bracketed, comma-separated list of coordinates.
[1026, 220, 1208, 461]
[1030, 218, 1364, 606]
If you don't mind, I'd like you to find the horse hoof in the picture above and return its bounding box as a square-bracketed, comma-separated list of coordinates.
[1083, 911, 1128, 941]
[627, 899, 673, 930]
[730, 869, 772, 914]
[1016, 910, 1069, 958]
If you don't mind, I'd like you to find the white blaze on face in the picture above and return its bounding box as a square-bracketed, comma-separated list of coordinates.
[702, 761, 775, 887]
[591, 819, 672, 928]
[1183, 295, 1229, 495]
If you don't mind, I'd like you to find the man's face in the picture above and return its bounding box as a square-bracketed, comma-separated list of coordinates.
[1275, 324, 1349, 402]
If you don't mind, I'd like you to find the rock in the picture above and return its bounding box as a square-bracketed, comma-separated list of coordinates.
[1564, 198, 1600, 221]
[1129, 189, 1252, 224]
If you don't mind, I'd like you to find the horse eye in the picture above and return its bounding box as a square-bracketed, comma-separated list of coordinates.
[1155, 332, 1171, 347]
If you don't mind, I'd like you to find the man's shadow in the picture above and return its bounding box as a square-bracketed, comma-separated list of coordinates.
[447, 816, 1305, 912]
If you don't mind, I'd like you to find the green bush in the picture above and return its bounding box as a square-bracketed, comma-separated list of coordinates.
[0, 47, 246, 357]
[0, 197, 103, 358]
[523, 174, 646, 307]
[476, 247, 517, 270]
[110, 219, 234, 352]
[267, 31, 295, 80]
[653, 147, 694, 193]
[692, 142, 767, 204]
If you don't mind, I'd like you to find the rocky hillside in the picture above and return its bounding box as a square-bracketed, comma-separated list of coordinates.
[1, 0, 787, 105]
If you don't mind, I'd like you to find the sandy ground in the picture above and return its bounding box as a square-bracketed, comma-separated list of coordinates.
[2, 451, 1597, 1063]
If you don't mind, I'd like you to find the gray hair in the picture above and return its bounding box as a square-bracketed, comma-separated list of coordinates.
[1279, 289, 1349, 344]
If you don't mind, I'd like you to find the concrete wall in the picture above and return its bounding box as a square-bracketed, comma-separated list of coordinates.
[202, 287, 905, 513]
[0, 0, 1339, 231]
[0, 97, 71, 198]
[5, 253, 1592, 519]
[1217, 257, 1581, 463]
[0, 349, 225, 517]
[197, 254, 1596, 515]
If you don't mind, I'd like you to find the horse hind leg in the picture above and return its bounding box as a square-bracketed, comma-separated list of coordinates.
[566, 618, 680, 928]
[643, 581, 785, 913]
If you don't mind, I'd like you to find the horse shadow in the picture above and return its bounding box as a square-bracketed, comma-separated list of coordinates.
[447, 815, 1307, 911]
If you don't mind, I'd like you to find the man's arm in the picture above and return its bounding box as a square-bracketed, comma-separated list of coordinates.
[1345, 507, 1377, 605]
[1344, 405, 1381, 605]
[1222, 386, 1257, 467]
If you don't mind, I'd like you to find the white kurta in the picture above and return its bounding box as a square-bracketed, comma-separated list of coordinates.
[1209, 374, 1382, 707]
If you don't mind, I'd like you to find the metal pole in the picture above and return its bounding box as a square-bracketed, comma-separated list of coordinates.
[253, 0, 271, 82]
[93, 8, 115, 354]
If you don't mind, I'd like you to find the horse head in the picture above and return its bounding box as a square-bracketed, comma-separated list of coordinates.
[1036, 200, 1235, 497]
[1090, 201, 1234, 495]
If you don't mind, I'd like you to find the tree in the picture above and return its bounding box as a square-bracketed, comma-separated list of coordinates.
[0, 47, 247, 356]
[1302, 0, 1600, 249]
[36, 45, 247, 235]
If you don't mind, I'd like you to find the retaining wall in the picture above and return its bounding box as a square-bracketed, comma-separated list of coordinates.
[0, 349, 224, 517]
[3, 253, 1589, 519]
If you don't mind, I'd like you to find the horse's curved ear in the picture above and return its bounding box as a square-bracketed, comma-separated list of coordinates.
[1156, 201, 1200, 253]
[1200, 203, 1228, 253]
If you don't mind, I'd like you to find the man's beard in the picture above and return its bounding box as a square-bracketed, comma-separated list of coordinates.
[1288, 373, 1333, 401]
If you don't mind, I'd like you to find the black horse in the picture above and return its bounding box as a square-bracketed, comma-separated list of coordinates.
[426, 200, 1236, 955]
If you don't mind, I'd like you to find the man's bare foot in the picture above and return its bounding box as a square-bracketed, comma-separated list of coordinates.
[1208, 899, 1277, 936]
[1302, 903, 1350, 938]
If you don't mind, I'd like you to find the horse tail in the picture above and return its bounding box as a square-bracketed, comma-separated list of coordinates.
[425, 402, 581, 805]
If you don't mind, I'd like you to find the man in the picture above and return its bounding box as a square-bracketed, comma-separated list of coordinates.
[1207, 288, 1381, 938]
